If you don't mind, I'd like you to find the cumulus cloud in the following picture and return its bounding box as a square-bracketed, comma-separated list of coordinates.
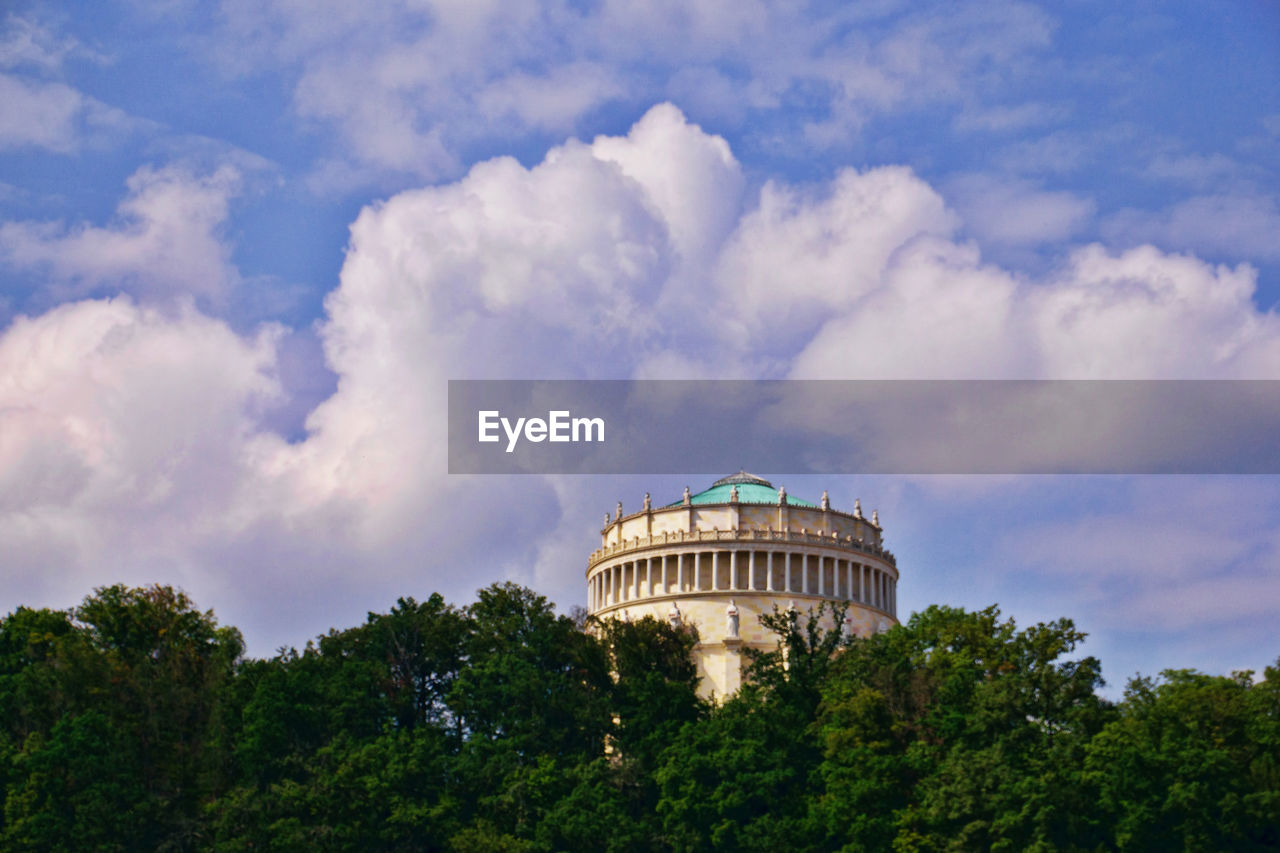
[0, 297, 281, 602]
[789, 240, 1276, 379]
[0, 164, 244, 303]
[708, 165, 958, 369]
[5, 103, 1280, 657]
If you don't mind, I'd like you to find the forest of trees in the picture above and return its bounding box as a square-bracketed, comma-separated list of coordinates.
[1, 581, 1277, 852]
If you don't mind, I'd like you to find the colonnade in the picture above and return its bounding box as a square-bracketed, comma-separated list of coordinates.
[587, 548, 896, 617]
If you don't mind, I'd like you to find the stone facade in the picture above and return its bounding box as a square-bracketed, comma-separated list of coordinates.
[586, 472, 899, 700]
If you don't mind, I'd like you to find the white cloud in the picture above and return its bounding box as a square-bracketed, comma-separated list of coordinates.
[789, 238, 1277, 379]
[590, 102, 744, 270]
[788, 237, 1027, 379]
[0, 15, 99, 72]
[989, 478, 1280, 631]
[5, 103, 1280, 661]
[1143, 152, 1245, 189]
[213, 0, 1058, 182]
[476, 63, 625, 130]
[708, 165, 958, 367]
[952, 102, 1066, 134]
[0, 17, 128, 153]
[0, 296, 281, 602]
[0, 164, 243, 302]
[1103, 193, 1280, 263]
[944, 172, 1094, 247]
[1031, 245, 1279, 377]
[0, 73, 131, 153]
[998, 129, 1099, 175]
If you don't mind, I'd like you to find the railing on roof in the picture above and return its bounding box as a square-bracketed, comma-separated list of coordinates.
[587, 527, 895, 569]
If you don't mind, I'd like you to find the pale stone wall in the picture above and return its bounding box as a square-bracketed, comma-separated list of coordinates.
[588, 488, 899, 701]
[603, 503, 882, 549]
[599, 593, 893, 699]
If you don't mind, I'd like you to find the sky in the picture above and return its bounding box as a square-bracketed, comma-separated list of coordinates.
[1, 0, 1278, 692]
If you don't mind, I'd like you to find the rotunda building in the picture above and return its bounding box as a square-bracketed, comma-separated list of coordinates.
[586, 471, 899, 699]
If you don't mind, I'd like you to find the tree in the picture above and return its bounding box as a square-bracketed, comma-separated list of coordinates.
[0, 607, 90, 745]
[211, 728, 457, 852]
[596, 614, 704, 773]
[812, 605, 1112, 851]
[447, 583, 613, 843]
[3, 585, 243, 851]
[1085, 665, 1280, 851]
[654, 602, 845, 851]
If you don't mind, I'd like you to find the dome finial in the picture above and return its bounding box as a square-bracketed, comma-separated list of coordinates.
[711, 471, 773, 489]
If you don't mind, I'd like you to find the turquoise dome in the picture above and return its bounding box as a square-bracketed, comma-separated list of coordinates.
[669, 471, 817, 507]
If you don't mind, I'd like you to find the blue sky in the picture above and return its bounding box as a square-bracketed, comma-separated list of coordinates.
[1, 0, 1278, 692]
